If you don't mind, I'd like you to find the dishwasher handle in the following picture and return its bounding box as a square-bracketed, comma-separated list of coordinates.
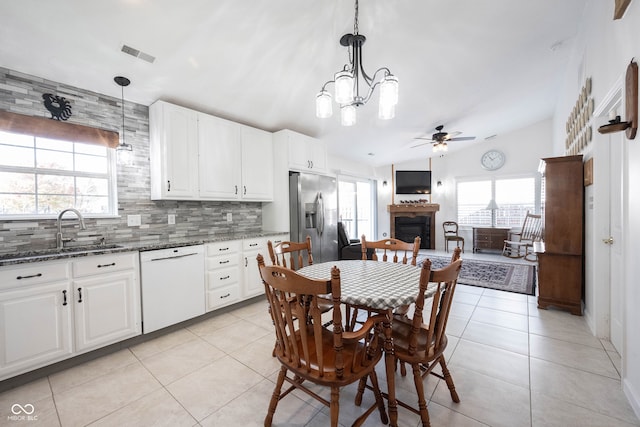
[148, 252, 199, 262]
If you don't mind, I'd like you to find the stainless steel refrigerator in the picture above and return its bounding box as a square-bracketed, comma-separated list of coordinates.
[289, 171, 338, 263]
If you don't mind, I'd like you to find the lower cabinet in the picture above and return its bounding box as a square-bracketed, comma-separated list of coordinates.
[205, 240, 242, 311]
[71, 253, 141, 352]
[0, 252, 141, 381]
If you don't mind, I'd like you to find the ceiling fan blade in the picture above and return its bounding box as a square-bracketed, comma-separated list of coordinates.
[445, 131, 462, 139]
[448, 136, 476, 141]
[413, 136, 435, 141]
[410, 141, 431, 148]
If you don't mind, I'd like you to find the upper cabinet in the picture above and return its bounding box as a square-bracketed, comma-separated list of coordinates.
[150, 101, 273, 201]
[149, 101, 199, 200]
[241, 126, 274, 200]
[274, 129, 327, 174]
[198, 113, 242, 200]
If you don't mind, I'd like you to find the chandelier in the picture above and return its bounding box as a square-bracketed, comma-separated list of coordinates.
[315, 0, 398, 126]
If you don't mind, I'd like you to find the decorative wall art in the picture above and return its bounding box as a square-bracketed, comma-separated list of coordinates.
[42, 93, 72, 121]
[565, 77, 594, 156]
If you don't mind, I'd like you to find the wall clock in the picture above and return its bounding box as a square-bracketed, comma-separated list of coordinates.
[481, 150, 505, 170]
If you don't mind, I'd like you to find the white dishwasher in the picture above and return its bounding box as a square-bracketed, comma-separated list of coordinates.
[140, 245, 205, 333]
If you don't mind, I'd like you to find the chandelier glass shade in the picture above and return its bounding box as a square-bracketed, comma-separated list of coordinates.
[316, 0, 398, 125]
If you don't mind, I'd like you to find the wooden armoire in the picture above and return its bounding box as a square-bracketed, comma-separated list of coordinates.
[536, 155, 584, 315]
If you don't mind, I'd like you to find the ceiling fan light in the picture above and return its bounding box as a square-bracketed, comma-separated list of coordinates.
[316, 90, 333, 118]
[442, 142, 448, 151]
[379, 74, 399, 106]
[341, 104, 356, 126]
[335, 70, 354, 104]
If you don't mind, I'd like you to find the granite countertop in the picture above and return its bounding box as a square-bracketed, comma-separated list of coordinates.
[0, 230, 289, 266]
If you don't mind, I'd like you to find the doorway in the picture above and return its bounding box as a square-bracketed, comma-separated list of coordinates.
[338, 177, 375, 241]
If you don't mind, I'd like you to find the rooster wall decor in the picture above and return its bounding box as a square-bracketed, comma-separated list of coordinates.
[42, 93, 72, 121]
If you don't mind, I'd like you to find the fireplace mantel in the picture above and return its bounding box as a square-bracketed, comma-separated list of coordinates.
[388, 204, 440, 249]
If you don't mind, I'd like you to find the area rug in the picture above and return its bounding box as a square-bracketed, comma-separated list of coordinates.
[416, 255, 536, 296]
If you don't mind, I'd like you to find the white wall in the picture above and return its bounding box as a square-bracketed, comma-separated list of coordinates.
[552, 0, 640, 416]
[376, 119, 553, 249]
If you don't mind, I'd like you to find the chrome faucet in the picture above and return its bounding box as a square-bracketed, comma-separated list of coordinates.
[56, 208, 87, 249]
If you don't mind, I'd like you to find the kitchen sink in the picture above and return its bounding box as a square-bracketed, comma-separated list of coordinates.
[0, 244, 125, 261]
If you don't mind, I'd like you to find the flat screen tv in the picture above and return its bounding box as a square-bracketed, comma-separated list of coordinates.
[395, 170, 432, 194]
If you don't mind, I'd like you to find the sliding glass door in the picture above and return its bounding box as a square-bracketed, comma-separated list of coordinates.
[338, 177, 375, 241]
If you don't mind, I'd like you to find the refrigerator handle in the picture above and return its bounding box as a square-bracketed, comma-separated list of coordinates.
[317, 192, 324, 236]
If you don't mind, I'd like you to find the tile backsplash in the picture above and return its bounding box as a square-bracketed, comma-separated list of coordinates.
[0, 67, 262, 254]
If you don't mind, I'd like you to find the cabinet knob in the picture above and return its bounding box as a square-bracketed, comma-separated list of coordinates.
[62, 290, 68, 306]
[77, 287, 83, 303]
[602, 237, 614, 245]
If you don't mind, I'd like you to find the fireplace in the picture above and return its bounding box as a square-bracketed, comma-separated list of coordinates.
[388, 204, 439, 249]
[395, 216, 430, 249]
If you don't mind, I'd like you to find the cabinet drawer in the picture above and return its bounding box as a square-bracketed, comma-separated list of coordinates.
[206, 284, 241, 311]
[206, 240, 241, 256]
[72, 252, 137, 278]
[243, 237, 268, 252]
[206, 253, 239, 270]
[0, 261, 69, 290]
[206, 267, 240, 289]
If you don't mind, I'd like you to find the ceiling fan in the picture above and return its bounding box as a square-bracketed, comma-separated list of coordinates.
[411, 125, 476, 152]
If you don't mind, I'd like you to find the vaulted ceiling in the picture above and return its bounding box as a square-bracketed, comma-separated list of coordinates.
[0, 0, 586, 166]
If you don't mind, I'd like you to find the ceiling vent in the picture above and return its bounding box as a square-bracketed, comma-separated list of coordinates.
[121, 44, 155, 63]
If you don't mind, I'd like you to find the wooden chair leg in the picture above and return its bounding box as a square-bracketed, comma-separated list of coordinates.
[265, 366, 287, 426]
[330, 386, 340, 427]
[439, 357, 460, 403]
[411, 362, 431, 427]
[369, 370, 389, 425]
[355, 377, 366, 406]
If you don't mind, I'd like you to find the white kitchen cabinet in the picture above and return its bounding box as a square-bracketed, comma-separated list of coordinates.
[0, 253, 141, 381]
[198, 113, 242, 200]
[150, 101, 199, 200]
[274, 129, 327, 173]
[205, 240, 242, 311]
[242, 236, 285, 298]
[71, 252, 141, 352]
[0, 261, 73, 381]
[150, 101, 273, 201]
[241, 125, 274, 201]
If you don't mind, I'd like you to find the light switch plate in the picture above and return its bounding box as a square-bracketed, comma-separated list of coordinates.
[168, 214, 176, 225]
[127, 214, 141, 226]
[226, 213, 233, 223]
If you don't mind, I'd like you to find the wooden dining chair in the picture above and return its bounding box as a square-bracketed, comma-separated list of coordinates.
[267, 236, 313, 270]
[385, 255, 463, 427]
[361, 236, 421, 265]
[257, 254, 389, 427]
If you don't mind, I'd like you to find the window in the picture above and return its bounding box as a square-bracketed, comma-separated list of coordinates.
[457, 176, 538, 227]
[338, 177, 375, 240]
[0, 131, 117, 217]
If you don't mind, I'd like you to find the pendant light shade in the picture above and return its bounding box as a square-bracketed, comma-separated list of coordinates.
[316, 90, 333, 118]
[114, 76, 132, 165]
[334, 70, 355, 105]
[341, 104, 357, 126]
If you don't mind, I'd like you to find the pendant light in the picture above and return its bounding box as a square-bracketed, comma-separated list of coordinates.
[114, 76, 132, 165]
[316, 0, 399, 125]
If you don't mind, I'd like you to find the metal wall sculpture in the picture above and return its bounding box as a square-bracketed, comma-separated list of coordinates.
[42, 93, 72, 121]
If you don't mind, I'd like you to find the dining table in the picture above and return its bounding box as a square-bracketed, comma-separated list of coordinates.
[297, 259, 438, 427]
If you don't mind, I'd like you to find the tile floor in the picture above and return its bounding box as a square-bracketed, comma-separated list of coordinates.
[1, 252, 639, 427]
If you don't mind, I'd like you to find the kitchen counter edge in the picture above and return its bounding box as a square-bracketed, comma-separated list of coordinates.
[0, 231, 289, 266]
